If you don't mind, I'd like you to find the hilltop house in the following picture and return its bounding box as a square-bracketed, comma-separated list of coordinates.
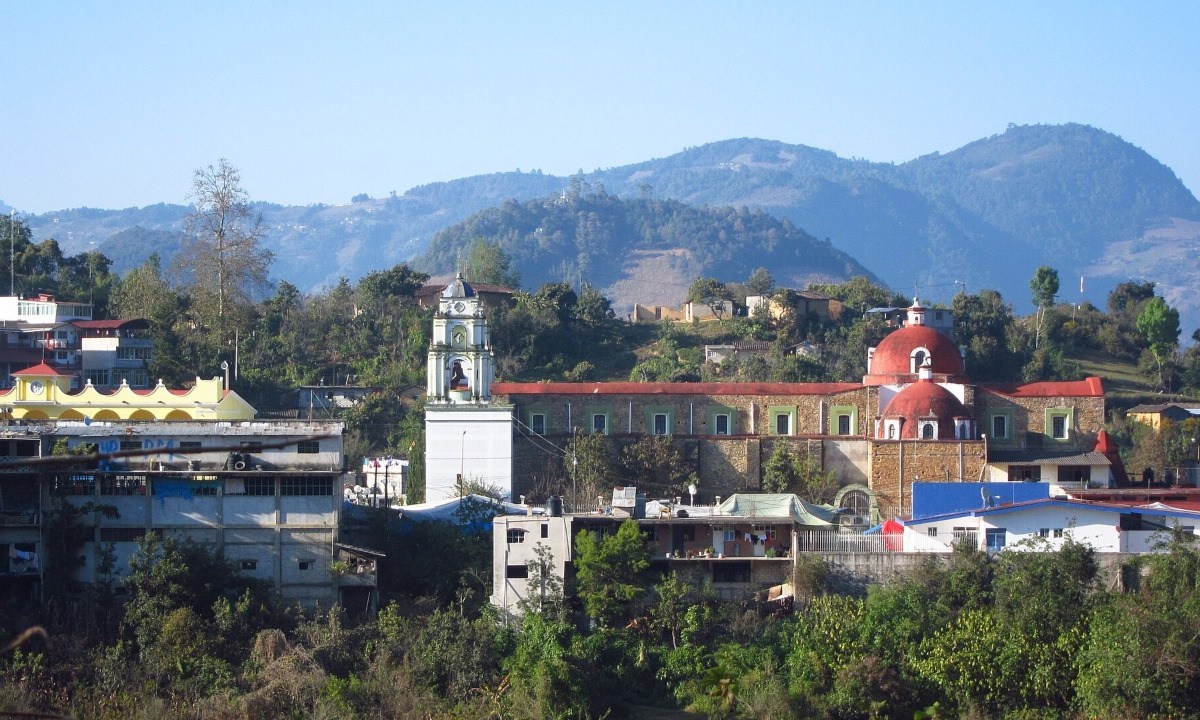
[1126, 402, 1200, 431]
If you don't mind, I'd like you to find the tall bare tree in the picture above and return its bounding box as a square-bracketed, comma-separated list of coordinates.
[175, 159, 273, 338]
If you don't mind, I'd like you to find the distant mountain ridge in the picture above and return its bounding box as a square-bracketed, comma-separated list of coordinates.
[16, 123, 1200, 330]
[414, 193, 878, 310]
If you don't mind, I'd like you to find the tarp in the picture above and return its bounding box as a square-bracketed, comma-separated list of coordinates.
[716, 493, 837, 526]
[343, 494, 535, 533]
[399, 494, 529, 522]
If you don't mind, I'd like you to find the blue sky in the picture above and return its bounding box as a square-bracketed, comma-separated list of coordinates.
[2, 2, 1198, 213]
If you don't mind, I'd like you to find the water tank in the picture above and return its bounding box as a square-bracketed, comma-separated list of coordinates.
[545, 495, 563, 517]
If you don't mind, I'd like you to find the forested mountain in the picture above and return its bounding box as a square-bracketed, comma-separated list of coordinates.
[415, 191, 877, 309]
[17, 124, 1200, 328]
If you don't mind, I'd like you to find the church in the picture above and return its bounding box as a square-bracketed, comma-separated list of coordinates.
[425, 278, 1114, 522]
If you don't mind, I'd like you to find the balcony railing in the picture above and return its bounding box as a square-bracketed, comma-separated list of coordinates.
[0, 510, 38, 526]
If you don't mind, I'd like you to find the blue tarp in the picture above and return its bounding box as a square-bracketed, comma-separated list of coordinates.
[154, 478, 193, 502]
[910, 482, 1049, 520]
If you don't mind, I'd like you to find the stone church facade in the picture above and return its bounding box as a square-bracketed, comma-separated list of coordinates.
[428, 292, 1111, 520]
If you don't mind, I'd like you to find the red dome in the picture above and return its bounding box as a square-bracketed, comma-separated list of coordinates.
[868, 325, 963, 383]
[881, 380, 969, 440]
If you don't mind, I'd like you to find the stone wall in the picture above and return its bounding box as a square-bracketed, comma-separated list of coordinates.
[513, 432, 873, 503]
[869, 440, 987, 517]
[976, 390, 1105, 451]
[505, 385, 1100, 513]
[506, 389, 872, 439]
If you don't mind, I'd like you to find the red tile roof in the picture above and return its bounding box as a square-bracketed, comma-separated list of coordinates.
[981, 377, 1104, 398]
[73, 318, 148, 330]
[11, 362, 69, 377]
[492, 381, 864, 396]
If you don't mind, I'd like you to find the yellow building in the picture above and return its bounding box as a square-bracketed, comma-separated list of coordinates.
[1125, 402, 1200, 431]
[0, 363, 256, 421]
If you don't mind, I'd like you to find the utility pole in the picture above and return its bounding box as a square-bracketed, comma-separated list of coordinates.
[9, 211, 14, 296]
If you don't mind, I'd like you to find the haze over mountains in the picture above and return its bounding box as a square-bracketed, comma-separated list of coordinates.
[13, 123, 1200, 331]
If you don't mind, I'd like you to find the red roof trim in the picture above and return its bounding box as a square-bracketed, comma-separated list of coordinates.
[981, 376, 1104, 398]
[493, 381, 865, 396]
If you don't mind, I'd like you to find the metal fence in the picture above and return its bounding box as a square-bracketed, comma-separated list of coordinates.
[795, 530, 954, 554]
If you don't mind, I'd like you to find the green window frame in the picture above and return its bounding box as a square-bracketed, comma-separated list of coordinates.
[526, 407, 550, 435]
[830, 405, 858, 436]
[990, 413, 1011, 440]
[1045, 407, 1072, 441]
[769, 405, 795, 436]
[708, 405, 735, 436]
[645, 406, 674, 436]
[589, 409, 611, 435]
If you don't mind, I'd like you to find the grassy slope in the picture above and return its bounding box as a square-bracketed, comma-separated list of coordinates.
[1068, 351, 1199, 415]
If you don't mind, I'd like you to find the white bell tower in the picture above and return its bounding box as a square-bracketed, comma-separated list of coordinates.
[426, 273, 495, 404]
[424, 274, 514, 503]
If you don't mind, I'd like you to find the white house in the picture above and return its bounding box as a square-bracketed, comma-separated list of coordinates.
[900, 497, 1200, 554]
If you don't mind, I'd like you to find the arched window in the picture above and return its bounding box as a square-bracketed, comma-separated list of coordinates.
[840, 489, 870, 515]
[921, 422, 935, 439]
[910, 349, 928, 373]
[448, 359, 470, 390]
[887, 423, 896, 439]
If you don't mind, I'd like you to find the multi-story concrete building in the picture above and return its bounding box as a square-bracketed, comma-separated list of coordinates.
[50, 420, 361, 610]
[491, 491, 838, 616]
[0, 295, 154, 389]
[0, 383, 378, 612]
[76, 319, 154, 389]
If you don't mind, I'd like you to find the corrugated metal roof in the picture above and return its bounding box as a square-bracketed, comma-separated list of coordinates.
[988, 449, 1111, 466]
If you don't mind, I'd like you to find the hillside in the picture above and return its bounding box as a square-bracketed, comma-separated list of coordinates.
[415, 193, 877, 310]
[16, 123, 1200, 330]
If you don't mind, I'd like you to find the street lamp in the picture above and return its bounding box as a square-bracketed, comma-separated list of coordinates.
[458, 430, 467, 496]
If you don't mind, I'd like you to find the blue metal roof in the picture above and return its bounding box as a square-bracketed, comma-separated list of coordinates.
[907, 497, 1200, 525]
